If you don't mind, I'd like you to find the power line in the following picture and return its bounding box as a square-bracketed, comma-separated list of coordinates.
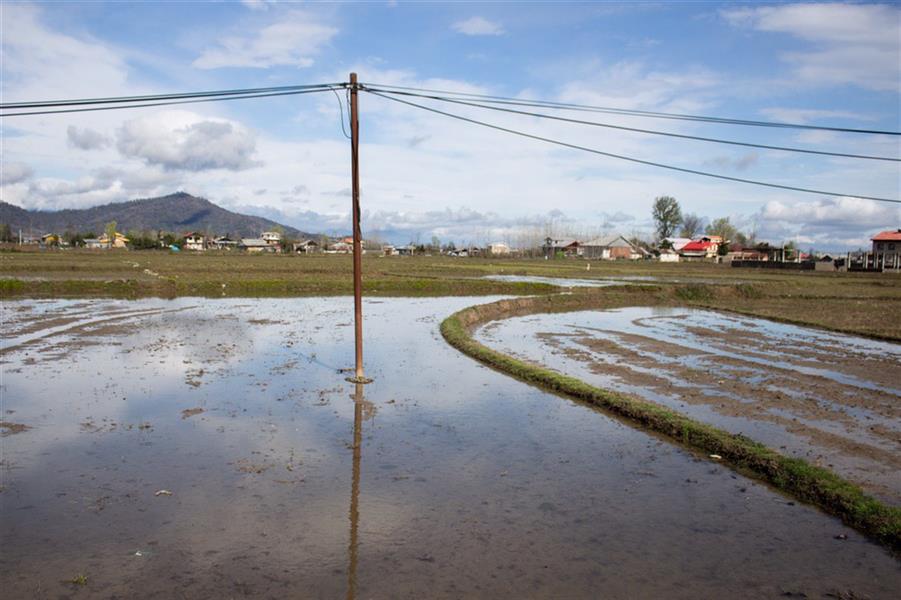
[366, 89, 900, 205]
[0, 87, 339, 118]
[364, 87, 900, 162]
[332, 88, 352, 140]
[363, 82, 901, 136]
[0, 82, 344, 109]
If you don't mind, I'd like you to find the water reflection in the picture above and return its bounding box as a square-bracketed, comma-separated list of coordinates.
[346, 382, 374, 600]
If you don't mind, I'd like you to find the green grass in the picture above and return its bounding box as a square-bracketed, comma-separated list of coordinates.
[440, 294, 901, 553]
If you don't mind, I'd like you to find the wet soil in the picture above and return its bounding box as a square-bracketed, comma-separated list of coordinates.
[477, 307, 901, 505]
[1, 298, 899, 598]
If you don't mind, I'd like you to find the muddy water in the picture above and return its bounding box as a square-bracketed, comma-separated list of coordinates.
[1, 298, 899, 598]
[476, 306, 901, 505]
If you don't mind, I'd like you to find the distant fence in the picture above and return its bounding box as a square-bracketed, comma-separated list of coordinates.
[731, 260, 815, 270]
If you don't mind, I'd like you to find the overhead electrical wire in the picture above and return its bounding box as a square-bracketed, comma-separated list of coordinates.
[363, 87, 899, 162]
[332, 87, 352, 140]
[0, 82, 344, 110]
[365, 89, 901, 205]
[363, 82, 901, 136]
[0, 87, 341, 118]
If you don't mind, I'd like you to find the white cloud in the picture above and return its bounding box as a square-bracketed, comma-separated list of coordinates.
[722, 3, 901, 91]
[67, 126, 111, 151]
[193, 10, 337, 69]
[757, 196, 901, 248]
[1, 162, 34, 185]
[0, 4, 132, 103]
[452, 17, 505, 36]
[116, 111, 260, 172]
[241, 0, 271, 10]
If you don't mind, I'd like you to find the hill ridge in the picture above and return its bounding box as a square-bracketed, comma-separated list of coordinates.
[0, 192, 314, 239]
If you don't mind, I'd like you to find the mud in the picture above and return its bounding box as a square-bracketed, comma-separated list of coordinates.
[1, 298, 899, 598]
[476, 306, 901, 505]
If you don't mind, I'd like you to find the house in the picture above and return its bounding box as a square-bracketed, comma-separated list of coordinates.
[547, 239, 581, 257]
[662, 237, 693, 251]
[293, 239, 320, 254]
[872, 229, 901, 262]
[725, 244, 768, 262]
[680, 236, 721, 260]
[84, 238, 104, 249]
[382, 244, 396, 256]
[97, 232, 129, 249]
[488, 242, 510, 256]
[40, 233, 60, 246]
[183, 232, 206, 251]
[240, 238, 274, 253]
[212, 235, 238, 250]
[395, 245, 416, 256]
[261, 231, 282, 247]
[581, 235, 643, 260]
[329, 241, 353, 254]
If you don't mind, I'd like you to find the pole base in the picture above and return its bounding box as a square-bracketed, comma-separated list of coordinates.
[345, 375, 374, 384]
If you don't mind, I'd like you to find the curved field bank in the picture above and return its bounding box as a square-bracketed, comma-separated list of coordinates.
[440, 289, 901, 552]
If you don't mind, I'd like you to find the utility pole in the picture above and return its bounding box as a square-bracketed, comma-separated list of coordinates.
[348, 73, 371, 383]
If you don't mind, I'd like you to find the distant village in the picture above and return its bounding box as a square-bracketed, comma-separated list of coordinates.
[4, 223, 899, 272]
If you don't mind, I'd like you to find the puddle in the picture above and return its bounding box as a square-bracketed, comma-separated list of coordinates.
[1, 298, 899, 597]
[476, 306, 901, 504]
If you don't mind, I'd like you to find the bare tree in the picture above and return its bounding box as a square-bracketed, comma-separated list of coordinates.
[679, 213, 704, 239]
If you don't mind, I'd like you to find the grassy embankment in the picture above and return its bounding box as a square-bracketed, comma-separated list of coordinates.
[440, 287, 901, 552]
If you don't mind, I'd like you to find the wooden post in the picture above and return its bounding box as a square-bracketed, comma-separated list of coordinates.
[348, 73, 370, 383]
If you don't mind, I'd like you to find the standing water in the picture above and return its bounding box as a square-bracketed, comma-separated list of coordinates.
[2, 298, 898, 598]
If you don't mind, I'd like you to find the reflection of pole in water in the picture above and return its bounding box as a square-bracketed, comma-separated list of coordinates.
[346, 382, 364, 600]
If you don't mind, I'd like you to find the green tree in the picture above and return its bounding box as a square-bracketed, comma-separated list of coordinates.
[651, 196, 682, 241]
[0, 223, 12, 243]
[104, 221, 118, 248]
[705, 217, 737, 242]
[679, 213, 704, 239]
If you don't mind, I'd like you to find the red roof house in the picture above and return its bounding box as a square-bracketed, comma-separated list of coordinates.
[872, 229, 901, 257]
[680, 239, 719, 259]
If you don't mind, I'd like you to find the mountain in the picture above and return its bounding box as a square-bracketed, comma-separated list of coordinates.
[0, 192, 316, 239]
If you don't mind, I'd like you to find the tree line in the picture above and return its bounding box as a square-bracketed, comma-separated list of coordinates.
[652, 195, 758, 253]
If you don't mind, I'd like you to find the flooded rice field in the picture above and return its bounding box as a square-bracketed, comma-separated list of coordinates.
[2, 298, 899, 598]
[476, 307, 901, 505]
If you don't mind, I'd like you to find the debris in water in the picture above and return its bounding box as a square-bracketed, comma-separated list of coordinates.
[154, 490, 173, 497]
[181, 408, 204, 419]
[709, 454, 722, 460]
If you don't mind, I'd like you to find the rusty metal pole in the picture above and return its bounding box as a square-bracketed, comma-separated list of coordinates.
[348, 73, 370, 383]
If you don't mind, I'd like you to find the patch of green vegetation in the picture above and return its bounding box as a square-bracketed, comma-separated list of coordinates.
[674, 283, 713, 302]
[440, 296, 901, 552]
[71, 574, 88, 586]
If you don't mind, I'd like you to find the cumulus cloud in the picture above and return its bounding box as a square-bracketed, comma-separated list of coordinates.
[452, 17, 505, 36]
[756, 196, 901, 248]
[722, 3, 901, 91]
[193, 11, 337, 69]
[67, 126, 111, 150]
[116, 111, 260, 171]
[1, 162, 34, 185]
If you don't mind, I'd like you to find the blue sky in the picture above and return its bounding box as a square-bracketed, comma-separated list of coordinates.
[1, 1, 899, 249]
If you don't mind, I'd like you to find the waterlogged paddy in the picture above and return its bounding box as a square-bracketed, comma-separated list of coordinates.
[476, 306, 901, 505]
[1, 298, 899, 598]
